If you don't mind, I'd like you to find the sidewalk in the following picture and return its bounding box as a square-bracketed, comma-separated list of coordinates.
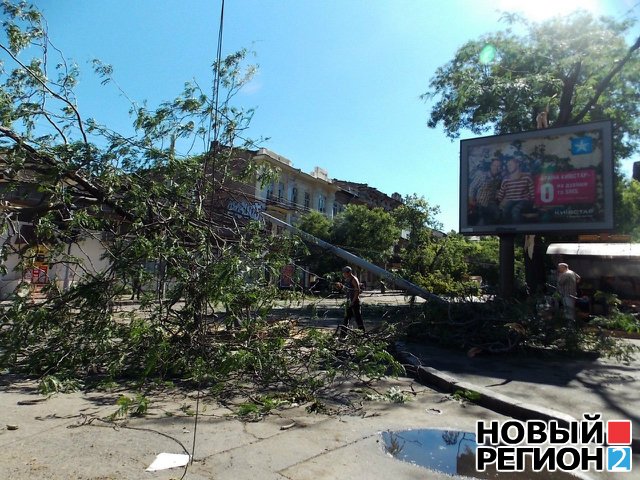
[1, 374, 507, 480]
[398, 339, 640, 454]
[1, 292, 638, 479]
[2, 339, 635, 479]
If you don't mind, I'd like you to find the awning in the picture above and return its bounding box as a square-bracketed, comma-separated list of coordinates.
[546, 243, 640, 258]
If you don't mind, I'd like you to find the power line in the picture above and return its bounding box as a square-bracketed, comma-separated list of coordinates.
[209, 0, 225, 148]
[192, 0, 226, 467]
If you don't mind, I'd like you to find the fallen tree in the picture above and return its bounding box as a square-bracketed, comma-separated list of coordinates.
[0, 2, 402, 408]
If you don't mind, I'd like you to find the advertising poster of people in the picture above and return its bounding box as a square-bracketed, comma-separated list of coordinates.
[460, 121, 613, 235]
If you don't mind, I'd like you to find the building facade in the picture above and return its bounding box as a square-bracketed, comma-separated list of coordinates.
[0, 146, 406, 298]
[216, 148, 404, 228]
[255, 149, 341, 229]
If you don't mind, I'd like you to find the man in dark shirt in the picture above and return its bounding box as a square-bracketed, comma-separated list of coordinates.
[338, 266, 365, 337]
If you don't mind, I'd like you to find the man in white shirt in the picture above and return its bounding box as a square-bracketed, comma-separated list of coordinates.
[557, 263, 581, 321]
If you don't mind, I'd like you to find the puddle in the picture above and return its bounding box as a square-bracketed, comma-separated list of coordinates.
[381, 429, 581, 479]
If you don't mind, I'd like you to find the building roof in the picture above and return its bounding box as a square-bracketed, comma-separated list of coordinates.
[332, 179, 402, 210]
[254, 149, 338, 190]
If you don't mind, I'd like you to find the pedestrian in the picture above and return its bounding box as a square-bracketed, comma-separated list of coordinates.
[557, 263, 581, 321]
[130, 266, 143, 300]
[338, 266, 365, 337]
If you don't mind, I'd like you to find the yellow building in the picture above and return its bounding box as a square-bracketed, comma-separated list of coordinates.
[253, 148, 341, 232]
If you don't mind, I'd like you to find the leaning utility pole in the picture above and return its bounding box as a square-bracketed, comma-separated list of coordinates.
[261, 212, 446, 304]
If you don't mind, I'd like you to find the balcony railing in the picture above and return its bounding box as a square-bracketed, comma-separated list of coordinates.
[266, 194, 301, 212]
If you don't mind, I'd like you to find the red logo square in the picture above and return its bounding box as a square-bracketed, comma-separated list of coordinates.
[607, 420, 632, 445]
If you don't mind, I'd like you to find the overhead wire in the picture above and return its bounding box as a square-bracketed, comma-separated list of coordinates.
[191, 0, 225, 467]
[202, 0, 226, 196]
[209, 0, 225, 148]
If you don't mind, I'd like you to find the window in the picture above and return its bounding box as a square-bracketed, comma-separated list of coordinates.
[277, 182, 285, 201]
[304, 192, 310, 209]
[291, 187, 298, 205]
[266, 182, 274, 199]
[317, 194, 326, 213]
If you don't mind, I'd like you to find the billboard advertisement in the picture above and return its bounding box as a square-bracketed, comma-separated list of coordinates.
[460, 121, 613, 235]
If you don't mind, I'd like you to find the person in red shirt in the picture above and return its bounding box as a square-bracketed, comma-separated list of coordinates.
[497, 157, 534, 223]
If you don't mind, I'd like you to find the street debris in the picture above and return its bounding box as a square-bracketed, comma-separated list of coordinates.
[145, 453, 190, 472]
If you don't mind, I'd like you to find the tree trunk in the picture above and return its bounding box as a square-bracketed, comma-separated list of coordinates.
[556, 62, 581, 125]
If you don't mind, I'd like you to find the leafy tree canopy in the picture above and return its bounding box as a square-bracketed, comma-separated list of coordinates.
[424, 12, 640, 161]
[332, 204, 400, 263]
[392, 194, 442, 245]
[618, 177, 640, 241]
[296, 210, 332, 241]
[0, 1, 401, 406]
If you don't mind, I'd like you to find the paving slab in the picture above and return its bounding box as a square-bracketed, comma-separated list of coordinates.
[399, 340, 640, 425]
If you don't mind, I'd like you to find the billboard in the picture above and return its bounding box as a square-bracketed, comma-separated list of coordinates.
[460, 121, 613, 235]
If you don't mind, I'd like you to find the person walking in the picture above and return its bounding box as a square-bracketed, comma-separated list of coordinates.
[338, 266, 365, 337]
[130, 267, 143, 301]
[557, 262, 581, 321]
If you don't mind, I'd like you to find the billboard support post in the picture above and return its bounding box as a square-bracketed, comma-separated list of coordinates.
[499, 234, 515, 299]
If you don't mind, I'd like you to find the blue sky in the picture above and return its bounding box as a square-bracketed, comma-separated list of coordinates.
[20, 1, 640, 231]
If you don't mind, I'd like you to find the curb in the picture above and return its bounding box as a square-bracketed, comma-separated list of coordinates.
[396, 343, 640, 453]
[414, 365, 578, 424]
